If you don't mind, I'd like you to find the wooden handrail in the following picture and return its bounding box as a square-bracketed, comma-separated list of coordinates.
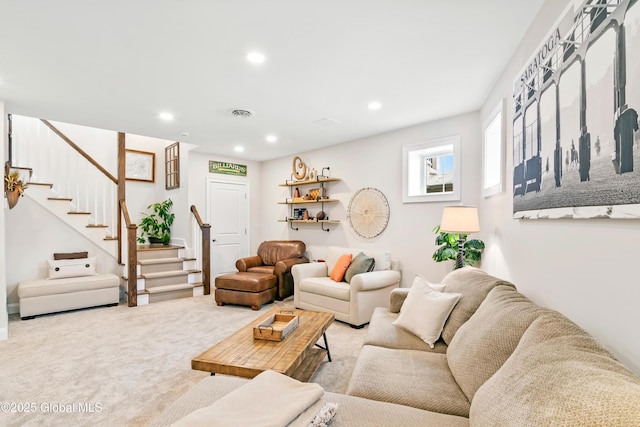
[121, 200, 137, 307]
[190, 205, 205, 227]
[121, 199, 132, 226]
[191, 205, 211, 295]
[41, 119, 118, 184]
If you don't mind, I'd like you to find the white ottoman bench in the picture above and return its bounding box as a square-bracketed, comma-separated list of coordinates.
[18, 273, 120, 319]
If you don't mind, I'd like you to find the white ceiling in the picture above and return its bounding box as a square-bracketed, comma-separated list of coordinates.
[0, 1, 545, 161]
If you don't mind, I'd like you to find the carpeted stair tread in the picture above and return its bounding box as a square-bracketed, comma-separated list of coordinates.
[138, 257, 183, 265]
[145, 283, 196, 294]
[141, 270, 189, 279]
[137, 244, 185, 251]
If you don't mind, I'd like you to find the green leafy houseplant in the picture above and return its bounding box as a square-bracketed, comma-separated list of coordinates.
[137, 199, 175, 245]
[432, 225, 485, 269]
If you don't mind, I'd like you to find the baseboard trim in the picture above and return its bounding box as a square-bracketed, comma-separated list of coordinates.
[7, 303, 19, 315]
[0, 313, 7, 340]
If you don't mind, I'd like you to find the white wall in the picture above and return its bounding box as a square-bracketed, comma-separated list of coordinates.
[260, 111, 481, 287]
[1, 100, 8, 339]
[480, 0, 640, 374]
[124, 134, 189, 243]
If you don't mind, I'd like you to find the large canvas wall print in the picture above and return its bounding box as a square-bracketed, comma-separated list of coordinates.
[512, 0, 640, 219]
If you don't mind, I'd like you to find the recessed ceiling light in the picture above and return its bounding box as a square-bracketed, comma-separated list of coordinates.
[234, 146, 245, 152]
[266, 135, 277, 143]
[247, 52, 266, 64]
[368, 102, 382, 110]
[159, 112, 174, 121]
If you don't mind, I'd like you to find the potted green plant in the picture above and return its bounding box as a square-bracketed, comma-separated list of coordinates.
[432, 225, 485, 269]
[137, 199, 175, 245]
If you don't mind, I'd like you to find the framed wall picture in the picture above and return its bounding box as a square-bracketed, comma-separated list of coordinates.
[511, 0, 640, 219]
[125, 149, 155, 182]
[483, 99, 506, 198]
[402, 135, 461, 203]
[165, 142, 180, 190]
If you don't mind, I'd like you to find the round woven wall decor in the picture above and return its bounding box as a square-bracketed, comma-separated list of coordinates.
[348, 187, 390, 239]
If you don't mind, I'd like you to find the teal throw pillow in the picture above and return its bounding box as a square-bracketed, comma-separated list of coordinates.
[344, 252, 375, 283]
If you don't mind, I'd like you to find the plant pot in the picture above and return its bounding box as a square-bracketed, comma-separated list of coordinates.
[6, 188, 20, 209]
[148, 237, 165, 245]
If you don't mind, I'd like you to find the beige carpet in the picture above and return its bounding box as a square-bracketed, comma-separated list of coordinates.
[0, 295, 366, 426]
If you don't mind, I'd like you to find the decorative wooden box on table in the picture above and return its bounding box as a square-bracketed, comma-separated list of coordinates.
[253, 311, 299, 341]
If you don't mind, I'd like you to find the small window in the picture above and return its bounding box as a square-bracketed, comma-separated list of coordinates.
[165, 142, 180, 190]
[483, 100, 505, 198]
[402, 135, 461, 203]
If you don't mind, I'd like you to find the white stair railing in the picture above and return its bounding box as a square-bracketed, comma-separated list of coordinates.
[11, 115, 118, 237]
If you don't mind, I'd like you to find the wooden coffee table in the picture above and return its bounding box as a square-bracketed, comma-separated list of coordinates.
[192, 307, 334, 381]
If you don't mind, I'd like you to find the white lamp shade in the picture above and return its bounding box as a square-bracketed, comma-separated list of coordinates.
[440, 206, 479, 233]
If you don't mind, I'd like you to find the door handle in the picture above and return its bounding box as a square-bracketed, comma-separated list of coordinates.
[212, 239, 217, 242]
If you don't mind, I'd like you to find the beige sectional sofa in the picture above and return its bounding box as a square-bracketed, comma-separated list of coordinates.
[347, 267, 640, 425]
[152, 267, 640, 426]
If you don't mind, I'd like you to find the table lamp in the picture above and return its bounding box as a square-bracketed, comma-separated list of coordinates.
[440, 206, 480, 269]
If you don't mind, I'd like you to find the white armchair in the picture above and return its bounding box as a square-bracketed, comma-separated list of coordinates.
[292, 246, 401, 328]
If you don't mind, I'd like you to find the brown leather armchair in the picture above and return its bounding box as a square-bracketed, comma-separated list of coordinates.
[235, 240, 309, 300]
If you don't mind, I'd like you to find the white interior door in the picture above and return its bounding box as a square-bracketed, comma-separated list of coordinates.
[206, 179, 249, 277]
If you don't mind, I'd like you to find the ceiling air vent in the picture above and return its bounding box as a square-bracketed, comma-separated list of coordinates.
[229, 109, 255, 118]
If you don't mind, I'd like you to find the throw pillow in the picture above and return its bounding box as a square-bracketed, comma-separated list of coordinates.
[393, 279, 462, 348]
[48, 257, 97, 279]
[53, 251, 89, 260]
[414, 273, 447, 292]
[329, 253, 353, 282]
[344, 252, 375, 283]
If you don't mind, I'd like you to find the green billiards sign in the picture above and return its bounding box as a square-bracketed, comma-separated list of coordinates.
[209, 161, 247, 177]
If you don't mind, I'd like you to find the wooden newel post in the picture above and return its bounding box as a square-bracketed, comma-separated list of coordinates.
[202, 224, 211, 295]
[127, 223, 138, 307]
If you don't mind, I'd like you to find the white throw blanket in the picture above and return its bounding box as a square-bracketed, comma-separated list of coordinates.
[171, 370, 325, 427]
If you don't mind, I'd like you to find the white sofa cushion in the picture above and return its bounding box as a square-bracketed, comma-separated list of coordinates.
[19, 273, 120, 298]
[299, 277, 350, 301]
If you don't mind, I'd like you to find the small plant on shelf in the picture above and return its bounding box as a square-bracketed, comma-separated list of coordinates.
[4, 170, 27, 195]
[137, 199, 175, 245]
[4, 164, 29, 209]
[432, 225, 484, 269]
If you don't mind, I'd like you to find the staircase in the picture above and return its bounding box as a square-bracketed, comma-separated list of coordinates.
[24, 180, 118, 257]
[130, 245, 204, 305]
[9, 114, 211, 307]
